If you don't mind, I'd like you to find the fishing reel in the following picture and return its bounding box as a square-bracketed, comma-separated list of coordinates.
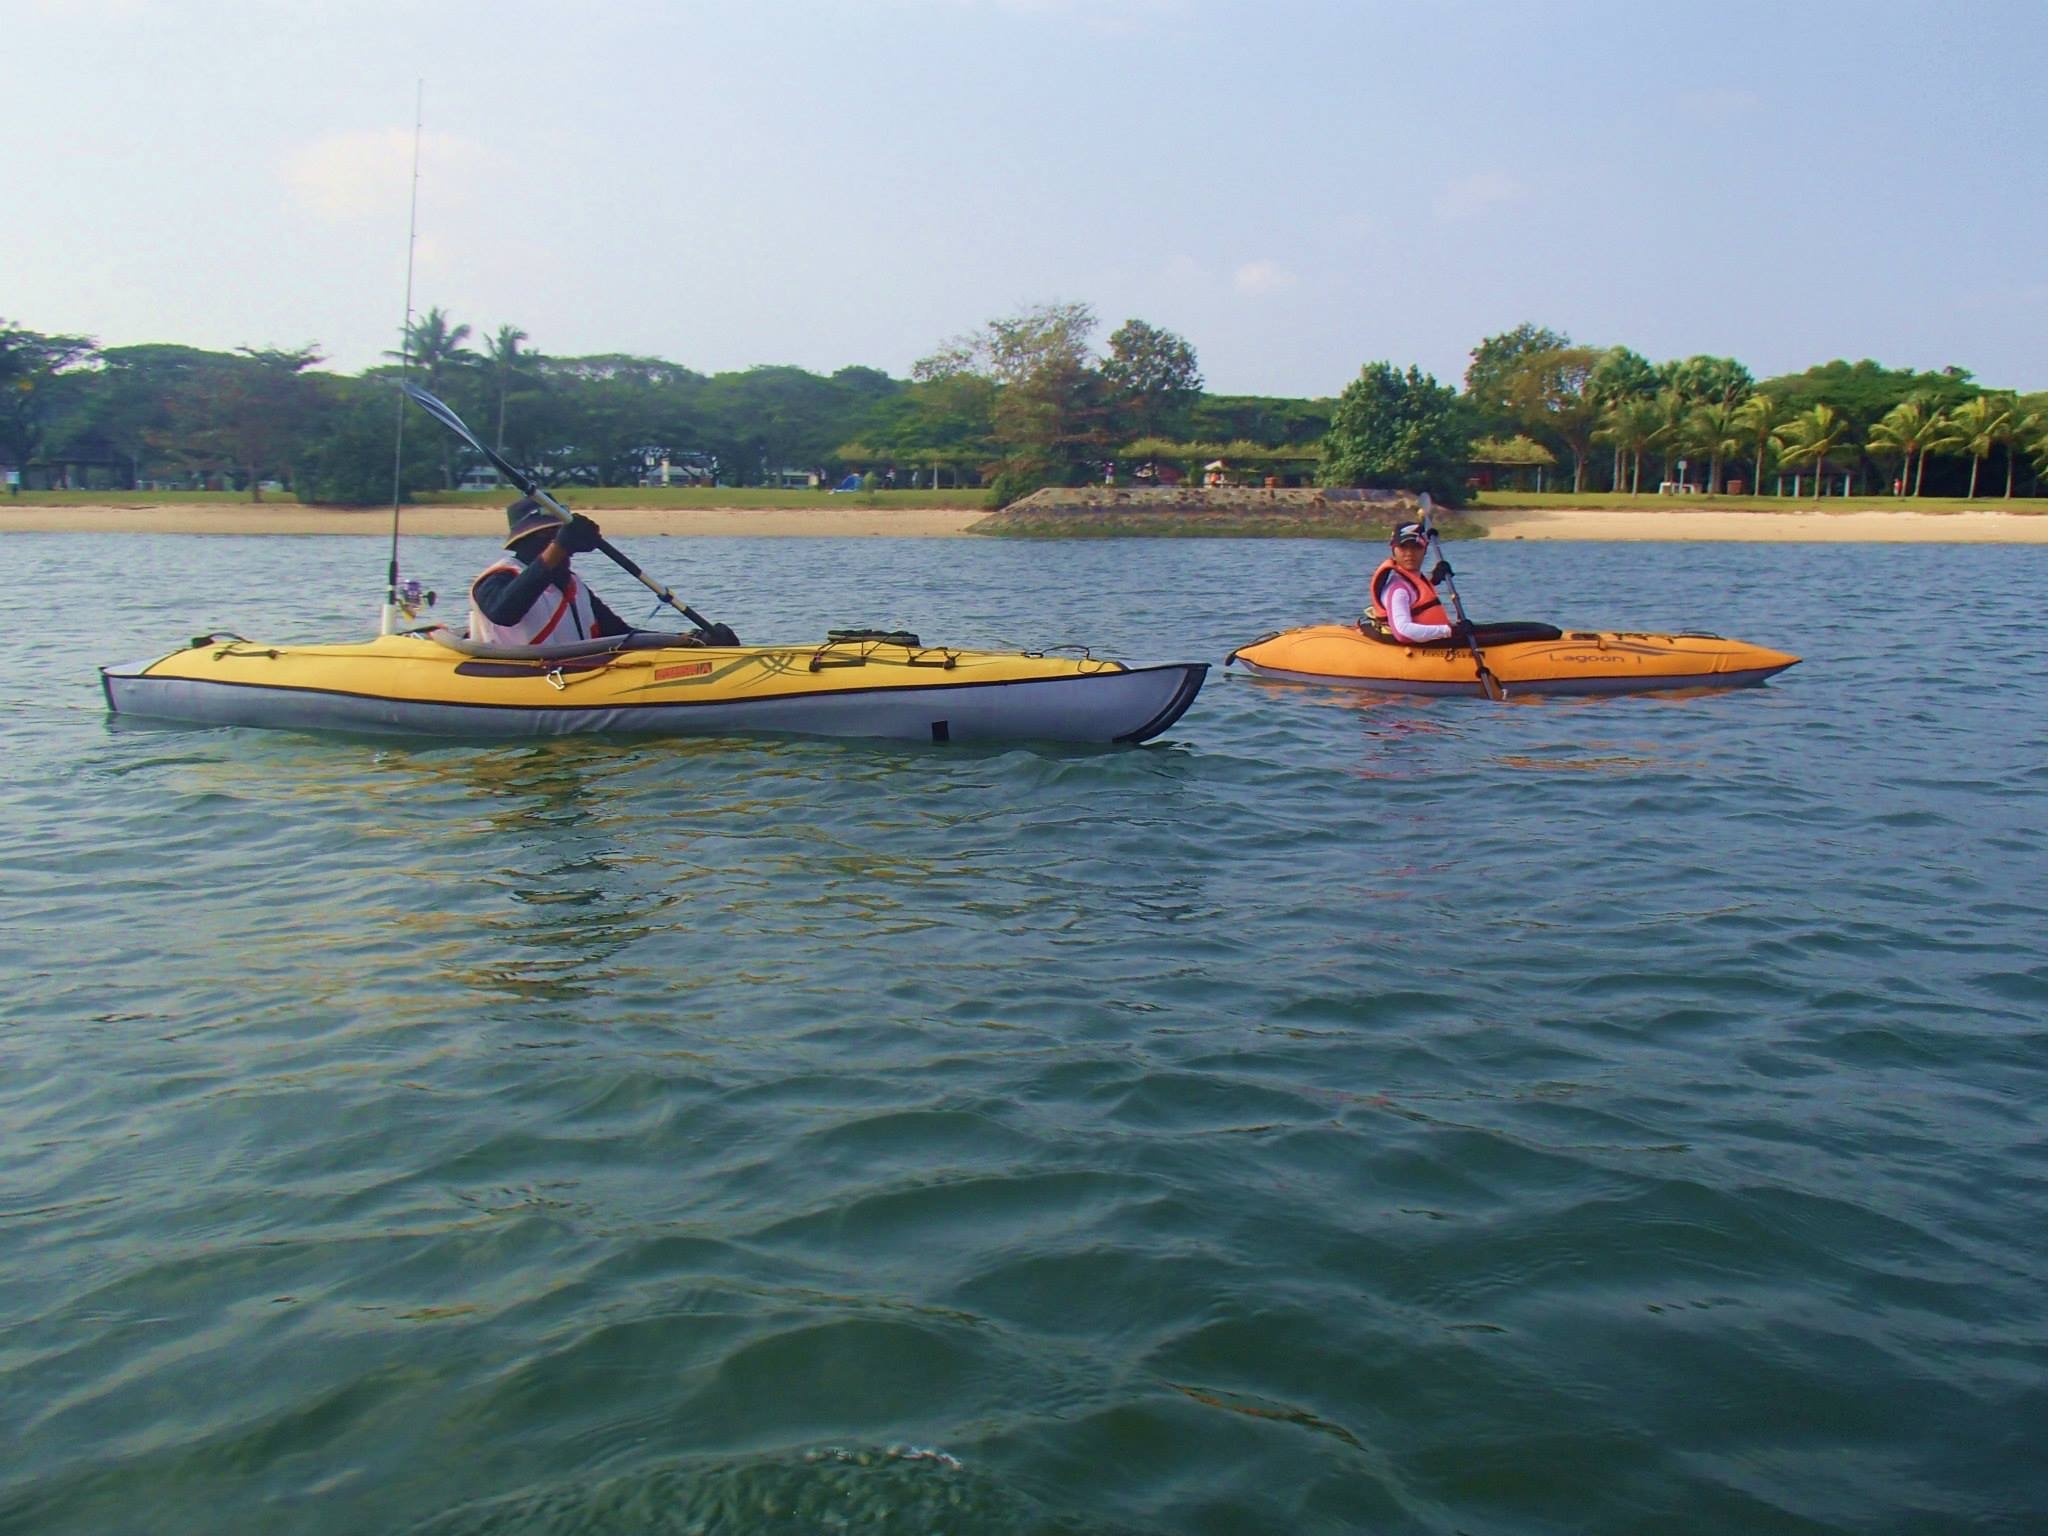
[393, 578, 437, 621]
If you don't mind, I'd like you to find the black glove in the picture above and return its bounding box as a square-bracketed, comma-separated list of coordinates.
[1454, 620, 1478, 645]
[556, 513, 602, 554]
[1428, 559, 1453, 584]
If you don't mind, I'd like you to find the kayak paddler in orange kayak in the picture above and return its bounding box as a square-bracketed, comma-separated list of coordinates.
[1364, 520, 1472, 646]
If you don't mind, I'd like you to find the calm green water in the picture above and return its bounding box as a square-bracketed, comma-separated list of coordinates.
[4, 533, 2044, 1535]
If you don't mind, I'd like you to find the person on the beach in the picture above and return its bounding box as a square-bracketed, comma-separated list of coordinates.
[1363, 521, 1473, 646]
[468, 497, 632, 644]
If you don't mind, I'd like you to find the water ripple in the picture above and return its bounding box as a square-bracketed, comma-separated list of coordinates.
[3, 536, 2046, 1533]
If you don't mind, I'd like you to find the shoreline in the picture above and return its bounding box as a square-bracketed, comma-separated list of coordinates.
[3, 501, 2046, 542]
[1474, 505, 2048, 542]
[0, 504, 991, 538]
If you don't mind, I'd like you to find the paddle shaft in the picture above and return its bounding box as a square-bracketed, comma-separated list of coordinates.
[401, 383, 725, 635]
[590, 535, 719, 635]
[1417, 497, 1506, 701]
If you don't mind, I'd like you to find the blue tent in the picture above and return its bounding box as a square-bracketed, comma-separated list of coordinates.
[829, 472, 863, 493]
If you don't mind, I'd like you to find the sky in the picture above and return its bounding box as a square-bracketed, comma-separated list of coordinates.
[7, 0, 2045, 397]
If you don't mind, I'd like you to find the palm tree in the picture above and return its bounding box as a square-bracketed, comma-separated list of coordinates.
[1774, 403, 1850, 497]
[1646, 387, 1690, 487]
[1947, 394, 2015, 500]
[389, 308, 477, 488]
[1593, 397, 1662, 495]
[1995, 394, 2024, 498]
[1866, 399, 1942, 497]
[1918, 407, 1962, 496]
[2020, 405, 2048, 495]
[486, 324, 530, 454]
[1731, 393, 1786, 497]
[1867, 397, 1957, 499]
[1862, 423, 1907, 497]
[391, 306, 475, 391]
[1684, 402, 1744, 495]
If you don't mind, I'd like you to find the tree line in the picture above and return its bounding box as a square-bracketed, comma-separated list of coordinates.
[0, 305, 1310, 505]
[1335, 323, 2048, 502]
[2, 310, 2041, 505]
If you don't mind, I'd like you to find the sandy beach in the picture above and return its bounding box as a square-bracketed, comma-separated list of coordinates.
[4, 501, 2046, 541]
[1474, 505, 2048, 542]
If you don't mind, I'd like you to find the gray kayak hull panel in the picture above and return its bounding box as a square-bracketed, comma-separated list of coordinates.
[100, 661, 1208, 745]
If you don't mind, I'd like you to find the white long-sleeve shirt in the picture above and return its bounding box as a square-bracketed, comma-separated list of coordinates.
[1385, 581, 1453, 643]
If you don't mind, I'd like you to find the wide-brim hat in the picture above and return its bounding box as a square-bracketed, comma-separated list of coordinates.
[502, 496, 560, 548]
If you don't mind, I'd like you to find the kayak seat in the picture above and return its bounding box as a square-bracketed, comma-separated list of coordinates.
[1359, 621, 1563, 648]
[423, 626, 703, 661]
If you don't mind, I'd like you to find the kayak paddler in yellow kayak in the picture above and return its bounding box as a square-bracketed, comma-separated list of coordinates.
[468, 497, 639, 646]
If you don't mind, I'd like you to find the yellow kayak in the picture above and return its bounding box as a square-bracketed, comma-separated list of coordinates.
[102, 628, 1208, 744]
[1226, 623, 1798, 698]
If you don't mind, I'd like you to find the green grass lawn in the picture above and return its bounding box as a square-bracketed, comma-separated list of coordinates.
[3, 489, 268, 506]
[413, 487, 996, 510]
[1471, 489, 2048, 514]
[2, 487, 997, 510]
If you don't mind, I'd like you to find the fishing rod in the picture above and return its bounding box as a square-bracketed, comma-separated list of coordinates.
[382, 80, 427, 636]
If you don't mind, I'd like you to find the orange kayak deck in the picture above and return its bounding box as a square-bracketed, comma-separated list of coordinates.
[1226, 624, 1800, 697]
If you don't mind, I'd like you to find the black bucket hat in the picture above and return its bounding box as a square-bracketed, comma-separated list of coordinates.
[502, 496, 560, 548]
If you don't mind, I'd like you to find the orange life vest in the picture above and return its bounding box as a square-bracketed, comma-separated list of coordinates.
[1366, 560, 1449, 636]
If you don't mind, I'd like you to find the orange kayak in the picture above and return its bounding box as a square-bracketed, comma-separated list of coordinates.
[1226, 623, 1799, 698]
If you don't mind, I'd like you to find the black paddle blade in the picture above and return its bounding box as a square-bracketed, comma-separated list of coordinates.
[403, 381, 540, 499]
[400, 382, 480, 450]
[697, 623, 740, 647]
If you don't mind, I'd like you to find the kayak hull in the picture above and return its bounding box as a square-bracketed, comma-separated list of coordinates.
[1226, 624, 1799, 698]
[102, 632, 1208, 745]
